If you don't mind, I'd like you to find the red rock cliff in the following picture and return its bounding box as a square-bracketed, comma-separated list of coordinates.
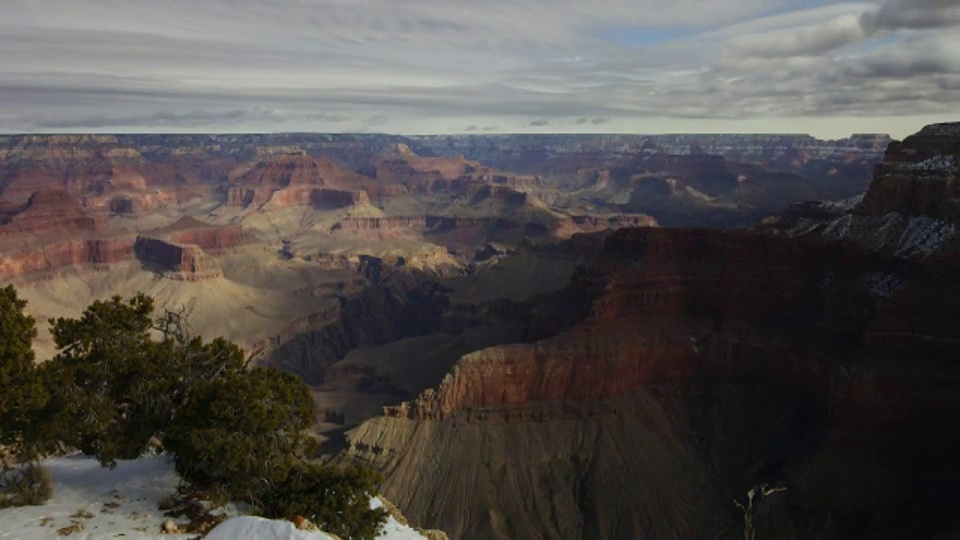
[146, 216, 246, 253]
[134, 236, 222, 280]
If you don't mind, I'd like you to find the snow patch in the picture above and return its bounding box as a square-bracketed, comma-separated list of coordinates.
[820, 194, 864, 213]
[895, 215, 957, 258]
[860, 272, 905, 299]
[818, 214, 853, 241]
[207, 498, 428, 540]
[206, 517, 334, 540]
[0, 455, 194, 539]
[370, 497, 430, 540]
[898, 155, 958, 171]
[0, 456, 430, 540]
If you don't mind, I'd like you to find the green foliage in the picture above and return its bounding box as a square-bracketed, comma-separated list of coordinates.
[264, 463, 388, 540]
[165, 367, 314, 504]
[2, 288, 389, 537]
[0, 285, 47, 462]
[30, 295, 246, 466]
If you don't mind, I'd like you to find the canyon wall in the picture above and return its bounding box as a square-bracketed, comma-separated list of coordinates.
[340, 123, 960, 539]
[858, 122, 960, 220]
[0, 237, 137, 282]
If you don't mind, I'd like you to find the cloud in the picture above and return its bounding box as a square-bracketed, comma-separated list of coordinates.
[25, 108, 287, 129]
[726, 14, 867, 58]
[864, 0, 960, 32]
[362, 114, 391, 128]
[724, 0, 960, 61]
[0, 0, 957, 138]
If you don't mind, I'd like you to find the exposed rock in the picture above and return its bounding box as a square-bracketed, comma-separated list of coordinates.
[147, 216, 247, 253]
[160, 518, 181, 534]
[134, 236, 223, 281]
[780, 122, 960, 258]
[340, 124, 960, 540]
[371, 144, 544, 194]
[265, 271, 451, 384]
[857, 122, 960, 220]
[0, 236, 136, 282]
[564, 213, 658, 234]
[291, 515, 319, 531]
[0, 189, 102, 237]
[332, 216, 430, 232]
[226, 152, 377, 209]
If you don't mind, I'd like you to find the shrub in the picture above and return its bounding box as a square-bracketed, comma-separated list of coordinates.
[2, 289, 389, 537]
[0, 463, 53, 509]
[30, 295, 246, 466]
[263, 463, 388, 540]
[164, 367, 314, 504]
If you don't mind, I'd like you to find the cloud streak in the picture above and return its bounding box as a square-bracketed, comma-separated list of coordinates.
[0, 0, 956, 137]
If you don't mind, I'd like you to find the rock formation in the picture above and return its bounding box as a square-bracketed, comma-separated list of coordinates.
[0, 189, 102, 236]
[225, 152, 378, 210]
[369, 144, 544, 195]
[134, 236, 223, 280]
[0, 236, 137, 282]
[857, 122, 960, 220]
[338, 123, 960, 539]
[156, 217, 246, 253]
[129, 218, 245, 280]
[776, 122, 960, 259]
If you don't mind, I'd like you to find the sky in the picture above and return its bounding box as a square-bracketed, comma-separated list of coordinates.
[0, 0, 958, 138]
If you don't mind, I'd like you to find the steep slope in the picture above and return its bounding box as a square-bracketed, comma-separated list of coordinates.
[779, 122, 960, 258]
[339, 123, 960, 539]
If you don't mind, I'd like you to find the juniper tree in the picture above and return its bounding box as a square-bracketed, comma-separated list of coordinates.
[33, 294, 246, 466]
[164, 367, 314, 503]
[0, 285, 47, 465]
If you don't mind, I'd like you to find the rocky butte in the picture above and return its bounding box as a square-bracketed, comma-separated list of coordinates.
[338, 123, 960, 539]
[132, 217, 246, 280]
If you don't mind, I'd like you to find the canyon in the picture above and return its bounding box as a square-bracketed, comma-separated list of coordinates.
[330, 123, 959, 538]
[5, 126, 950, 538]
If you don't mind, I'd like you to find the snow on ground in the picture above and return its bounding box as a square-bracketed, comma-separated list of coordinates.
[205, 517, 333, 540]
[205, 496, 427, 540]
[0, 454, 194, 539]
[0, 455, 429, 540]
[368, 498, 428, 540]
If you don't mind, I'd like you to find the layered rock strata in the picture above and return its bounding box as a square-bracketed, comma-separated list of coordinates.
[339, 124, 960, 539]
[134, 237, 223, 281]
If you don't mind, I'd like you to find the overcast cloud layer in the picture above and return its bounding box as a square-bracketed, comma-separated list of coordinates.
[1, 0, 958, 138]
